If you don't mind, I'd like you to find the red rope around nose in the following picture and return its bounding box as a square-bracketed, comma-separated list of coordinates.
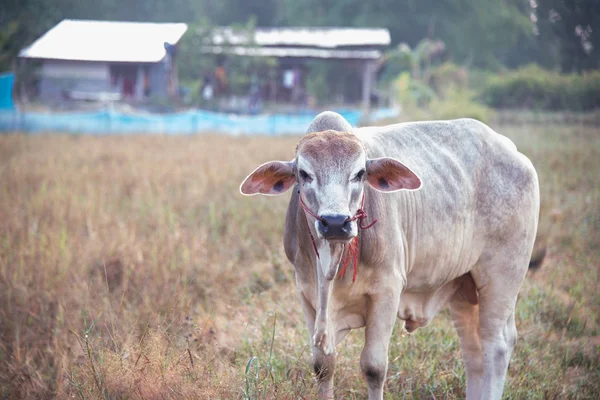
[299, 193, 377, 282]
[344, 195, 378, 229]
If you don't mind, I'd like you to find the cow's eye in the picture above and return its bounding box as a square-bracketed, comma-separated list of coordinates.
[353, 169, 366, 182]
[299, 170, 312, 182]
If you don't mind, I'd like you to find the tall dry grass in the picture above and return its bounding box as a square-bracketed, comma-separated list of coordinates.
[0, 120, 598, 399]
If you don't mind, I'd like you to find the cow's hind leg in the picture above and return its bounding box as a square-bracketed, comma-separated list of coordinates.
[503, 311, 517, 361]
[449, 288, 483, 399]
[472, 252, 529, 400]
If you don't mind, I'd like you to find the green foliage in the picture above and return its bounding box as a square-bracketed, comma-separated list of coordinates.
[0, 21, 19, 67]
[381, 39, 446, 85]
[531, 0, 600, 73]
[430, 90, 495, 123]
[225, 56, 278, 97]
[2, 0, 598, 90]
[276, 0, 534, 70]
[479, 65, 600, 111]
[305, 62, 329, 104]
[427, 62, 469, 95]
[303, 60, 364, 105]
[3, 0, 599, 107]
[0, 0, 204, 72]
[394, 72, 436, 108]
[378, 45, 412, 83]
[394, 65, 494, 123]
[177, 20, 215, 83]
[178, 19, 279, 103]
[242, 315, 277, 400]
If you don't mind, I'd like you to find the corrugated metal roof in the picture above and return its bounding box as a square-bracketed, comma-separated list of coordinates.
[19, 19, 188, 63]
[203, 45, 382, 60]
[211, 27, 391, 48]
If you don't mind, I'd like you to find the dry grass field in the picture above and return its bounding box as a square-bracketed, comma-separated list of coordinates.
[1, 119, 599, 399]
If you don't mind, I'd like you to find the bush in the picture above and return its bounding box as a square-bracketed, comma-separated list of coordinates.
[427, 62, 468, 95]
[479, 65, 600, 111]
[394, 71, 494, 124]
[429, 89, 494, 123]
[394, 72, 437, 108]
[573, 71, 600, 110]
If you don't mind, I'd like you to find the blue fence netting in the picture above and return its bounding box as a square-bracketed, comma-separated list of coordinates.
[0, 73, 15, 110]
[0, 107, 399, 135]
[0, 75, 400, 135]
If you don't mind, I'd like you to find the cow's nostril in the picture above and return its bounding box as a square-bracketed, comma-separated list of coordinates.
[318, 220, 329, 233]
[342, 220, 352, 233]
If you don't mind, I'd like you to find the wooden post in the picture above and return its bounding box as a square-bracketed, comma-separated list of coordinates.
[135, 64, 144, 101]
[362, 60, 375, 110]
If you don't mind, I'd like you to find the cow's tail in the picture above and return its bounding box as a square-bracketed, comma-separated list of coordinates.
[528, 206, 562, 271]
[529, 244, 546, 270]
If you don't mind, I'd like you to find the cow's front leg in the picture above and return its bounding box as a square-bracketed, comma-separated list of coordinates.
[313, 344, 336, 399]
[313, 243, 343, 355]
[313, 277, 335, 355]
[361, 291, 399, 400]
[297, 286, 336, 399]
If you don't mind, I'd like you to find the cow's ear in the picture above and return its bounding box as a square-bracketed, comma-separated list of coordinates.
[240, 160, 296, 196]
[366, 157, 421, 192]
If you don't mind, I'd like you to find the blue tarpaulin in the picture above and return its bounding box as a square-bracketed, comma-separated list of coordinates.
[0, 73, 15, 110]
[0, 107, 400, 135]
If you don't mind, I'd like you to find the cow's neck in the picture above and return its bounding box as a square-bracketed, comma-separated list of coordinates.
[356, 187, 389, 267]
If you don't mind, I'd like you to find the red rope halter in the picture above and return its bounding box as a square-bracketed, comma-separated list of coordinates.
[299, 193, 378, 282]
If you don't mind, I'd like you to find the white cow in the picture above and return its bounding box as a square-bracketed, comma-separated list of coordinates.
[240, 111, 539, 399]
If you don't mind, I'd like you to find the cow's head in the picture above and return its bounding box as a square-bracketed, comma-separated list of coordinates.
[240, 130, 421, 242]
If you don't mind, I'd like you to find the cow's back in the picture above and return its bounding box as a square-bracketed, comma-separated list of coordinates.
[355, 119, 539, 290]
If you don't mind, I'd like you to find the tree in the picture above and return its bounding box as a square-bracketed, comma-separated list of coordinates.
[535, 0, 600, 72]
[275, 0, 532, 69]
[2, 0, 594, 81]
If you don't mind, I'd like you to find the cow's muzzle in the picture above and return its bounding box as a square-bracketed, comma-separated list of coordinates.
[317, 214, 352, 240]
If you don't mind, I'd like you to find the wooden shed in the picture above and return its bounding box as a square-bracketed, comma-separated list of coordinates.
[203, 27, 391, 109]
[18, 19, 188, 102]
